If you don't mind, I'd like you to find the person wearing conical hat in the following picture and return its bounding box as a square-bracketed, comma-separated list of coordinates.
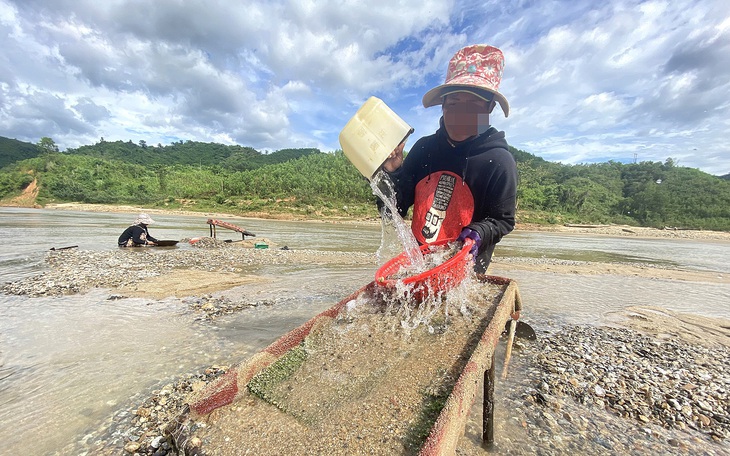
[381, 44, 518, 274]
[117, 213, 159, 247]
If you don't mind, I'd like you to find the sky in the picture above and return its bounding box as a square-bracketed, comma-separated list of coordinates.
[1, 0, 729, 176]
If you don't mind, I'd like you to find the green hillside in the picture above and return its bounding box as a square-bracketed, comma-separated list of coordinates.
[0, 137, 42, 168]
[65, 139, 320, 170]
[1, 136, 729, 230]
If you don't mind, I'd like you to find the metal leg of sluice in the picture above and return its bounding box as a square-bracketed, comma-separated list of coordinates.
[482, 355, 495, 448]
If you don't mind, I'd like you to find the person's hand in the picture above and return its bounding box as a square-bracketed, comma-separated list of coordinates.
[457, 227, 481, 257]
[382, 141, 405, 172]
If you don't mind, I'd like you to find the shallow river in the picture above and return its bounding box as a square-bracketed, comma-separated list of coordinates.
[0, 207, 728, 455]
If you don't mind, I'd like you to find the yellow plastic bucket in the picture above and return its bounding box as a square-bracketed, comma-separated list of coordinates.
[339, 96, 414, 180]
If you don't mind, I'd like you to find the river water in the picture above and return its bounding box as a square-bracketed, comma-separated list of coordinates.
[0, 207, 728, 455]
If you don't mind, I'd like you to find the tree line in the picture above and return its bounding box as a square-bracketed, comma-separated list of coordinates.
[1, 136, 729, 230]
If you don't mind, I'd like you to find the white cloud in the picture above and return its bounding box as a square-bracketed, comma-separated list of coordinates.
[0, 0, 729, 175]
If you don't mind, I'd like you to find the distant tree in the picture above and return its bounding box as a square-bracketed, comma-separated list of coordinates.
[510, 146, 548, 164]
[139, 140, 147, 148]
[151, 164, 168, 192]
[38, 137, 59, 153]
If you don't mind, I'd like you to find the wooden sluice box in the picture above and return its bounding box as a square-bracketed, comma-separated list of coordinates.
[170, 274, 523, 455]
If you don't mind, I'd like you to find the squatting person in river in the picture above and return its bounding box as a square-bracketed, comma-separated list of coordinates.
[381, 44, 518, 274]
[117, 213, 159, 247]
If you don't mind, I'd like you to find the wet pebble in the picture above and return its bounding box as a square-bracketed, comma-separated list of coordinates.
[66, 366, 229, 454]
[76, 324, 730, 455]
[486, 325, 730, 455]
[1, 241, 376, 300]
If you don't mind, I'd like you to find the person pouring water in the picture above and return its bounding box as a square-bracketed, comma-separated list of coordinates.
[380, 44, 518, 275]
[118, 213, 159, 247]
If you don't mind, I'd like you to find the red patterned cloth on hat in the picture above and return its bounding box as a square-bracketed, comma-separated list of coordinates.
[422, 44, 510, 117]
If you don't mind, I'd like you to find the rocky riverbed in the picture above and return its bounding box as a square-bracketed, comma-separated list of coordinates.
[3, 237, 727, 300]
[3, 240, 729, 455]
[68, 319, 730, 455]
[1, 239, 376, 304]
[458, 325, 730, 455]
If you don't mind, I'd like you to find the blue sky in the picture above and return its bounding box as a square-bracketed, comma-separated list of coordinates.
[1, 0, 729, 175]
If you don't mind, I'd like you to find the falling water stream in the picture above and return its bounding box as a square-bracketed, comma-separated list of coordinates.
[370, 170, 426, 271]
[369, 169, 453, 332]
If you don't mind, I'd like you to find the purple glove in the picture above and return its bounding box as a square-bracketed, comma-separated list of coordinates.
[457, 227, 481, 257]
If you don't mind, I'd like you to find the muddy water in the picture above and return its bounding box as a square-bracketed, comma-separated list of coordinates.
[0, 207, 728, 455]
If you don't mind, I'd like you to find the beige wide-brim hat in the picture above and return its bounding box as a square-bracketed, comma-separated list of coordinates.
[134, 213, 155, 225]
[422, 44, 510, 117]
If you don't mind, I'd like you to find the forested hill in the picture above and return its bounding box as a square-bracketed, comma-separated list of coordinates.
[65, 139, 321, 170]
[1, 136, 729, 230]
[0, 137, 41, 168]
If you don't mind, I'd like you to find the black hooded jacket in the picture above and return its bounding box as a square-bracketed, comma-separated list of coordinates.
[118, 224, 158, 247]
[385, 120, 517, 270]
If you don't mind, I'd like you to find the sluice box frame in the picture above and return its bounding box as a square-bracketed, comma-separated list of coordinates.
[171, 274, 524, 455]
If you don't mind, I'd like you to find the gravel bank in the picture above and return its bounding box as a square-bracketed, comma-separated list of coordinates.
[4, 238, 725, 299]
[516, 223, 730, 242]
[460, 325, 729, 455]
[1, 239, 376, 303]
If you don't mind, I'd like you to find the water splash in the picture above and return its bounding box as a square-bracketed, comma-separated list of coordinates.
[377, 272, 480, 335]
[370, 170, 466, 331]
[370, 170, 425, 270]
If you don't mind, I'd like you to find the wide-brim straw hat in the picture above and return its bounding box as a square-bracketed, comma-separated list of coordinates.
[422, 44, 510, 117]
[134, 213, 155, 225]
